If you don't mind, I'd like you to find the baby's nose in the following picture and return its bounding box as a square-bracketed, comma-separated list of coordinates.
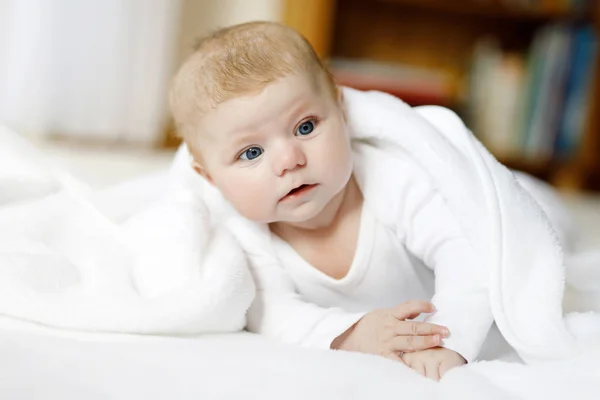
[273, 142, 306, 176]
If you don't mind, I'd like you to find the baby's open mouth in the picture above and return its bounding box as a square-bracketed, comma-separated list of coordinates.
[288, 184, 309, 195]
[281, 184, 317, 201]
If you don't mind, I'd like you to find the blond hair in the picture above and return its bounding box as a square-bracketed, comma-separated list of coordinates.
[169, 21, 337, 155]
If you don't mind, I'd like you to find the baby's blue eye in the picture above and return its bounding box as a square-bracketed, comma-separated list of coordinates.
[296, 120, 315, 136]
[239, 146, 263, 161]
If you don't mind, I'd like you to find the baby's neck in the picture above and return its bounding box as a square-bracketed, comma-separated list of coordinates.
[270, 175, 363, 235]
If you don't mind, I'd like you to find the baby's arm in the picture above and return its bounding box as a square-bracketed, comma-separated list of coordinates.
[245, 249, 364, 348]
[402, 182, 494, 365]
[330, 301, 450, 358]
[245, 250, 448, 359]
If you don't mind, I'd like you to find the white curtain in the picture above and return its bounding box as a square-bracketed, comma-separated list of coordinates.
[0, 0, 181, 145]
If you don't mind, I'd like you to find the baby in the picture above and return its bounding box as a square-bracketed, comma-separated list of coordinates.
[170, 21, 510, 380]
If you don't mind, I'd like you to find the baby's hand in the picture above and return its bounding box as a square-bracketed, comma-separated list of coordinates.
[331, 301, 449, 361]
[401, 347, 466, 381]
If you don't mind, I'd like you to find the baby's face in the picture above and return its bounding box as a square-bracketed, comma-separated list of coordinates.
[194, 74, 352, 224]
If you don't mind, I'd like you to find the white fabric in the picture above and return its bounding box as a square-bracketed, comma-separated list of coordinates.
[0, 126, 62, 204]
[339, 89, 600, 363]
[0, 126, 254, 334]
[1, 317, 599, 400]
[270, 204, 435, 312]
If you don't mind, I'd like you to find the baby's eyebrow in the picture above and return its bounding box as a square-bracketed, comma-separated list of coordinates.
[226, 129, 260, 150]
[285, 100, 312, 126]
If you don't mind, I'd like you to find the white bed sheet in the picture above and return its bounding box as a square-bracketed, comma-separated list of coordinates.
[1, 317, 599, 400]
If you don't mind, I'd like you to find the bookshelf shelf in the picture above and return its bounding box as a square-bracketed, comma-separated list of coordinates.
[375, 0, 588, 22]
[284, 0, 600, 191]
[498, 156, 555, 179]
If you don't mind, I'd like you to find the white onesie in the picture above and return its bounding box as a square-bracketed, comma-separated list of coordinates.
[270, 205, 435, 314]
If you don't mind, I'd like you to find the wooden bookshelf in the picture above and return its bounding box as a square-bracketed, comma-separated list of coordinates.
[375, 0, 586, 21]
[283, 0, 600, 191]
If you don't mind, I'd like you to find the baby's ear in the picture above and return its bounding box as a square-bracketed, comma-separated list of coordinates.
[191, 160, 214, 184]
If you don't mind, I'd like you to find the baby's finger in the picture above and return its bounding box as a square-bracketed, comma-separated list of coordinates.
[386, 352, 405, 363]
[391, 301, 435, 321]
[401, 352, 412, 365]
[439, 361, 454, 379]
[395, 321, 449, 337]
[390, 333, 441, 352]
[413, 363, 426, 378]
[425, 364, 441, 381]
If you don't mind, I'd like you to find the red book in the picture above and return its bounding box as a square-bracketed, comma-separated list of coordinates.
[329, 58, 455, 106]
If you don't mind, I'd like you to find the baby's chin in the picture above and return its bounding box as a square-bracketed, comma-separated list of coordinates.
[236, 202, 322, 226]
[275, 201, 329, 225]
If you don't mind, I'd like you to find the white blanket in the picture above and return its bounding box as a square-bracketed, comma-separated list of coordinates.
[0, 125, 254, 334]
[336, 88, 600, 363]
[1, 87, 600, 397]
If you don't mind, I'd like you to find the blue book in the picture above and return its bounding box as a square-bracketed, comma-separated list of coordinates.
[525, 25, 572, 160]
[520, 26, 550, 154]
[554, 25, 598, 158]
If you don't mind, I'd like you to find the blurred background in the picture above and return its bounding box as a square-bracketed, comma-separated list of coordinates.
[0, 0, 598, 195]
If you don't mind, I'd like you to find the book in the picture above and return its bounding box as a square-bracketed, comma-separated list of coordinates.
[468, 37, 527, 158]
[555, 25, 598, 158]
[328, 58, 455, 106]
[524, 24, 572, 160]
[467, 22, 597, 164]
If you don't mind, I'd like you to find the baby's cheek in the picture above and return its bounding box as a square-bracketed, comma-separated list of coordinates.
[322, 145, 352, 185]
[223, 180, 273, 222]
